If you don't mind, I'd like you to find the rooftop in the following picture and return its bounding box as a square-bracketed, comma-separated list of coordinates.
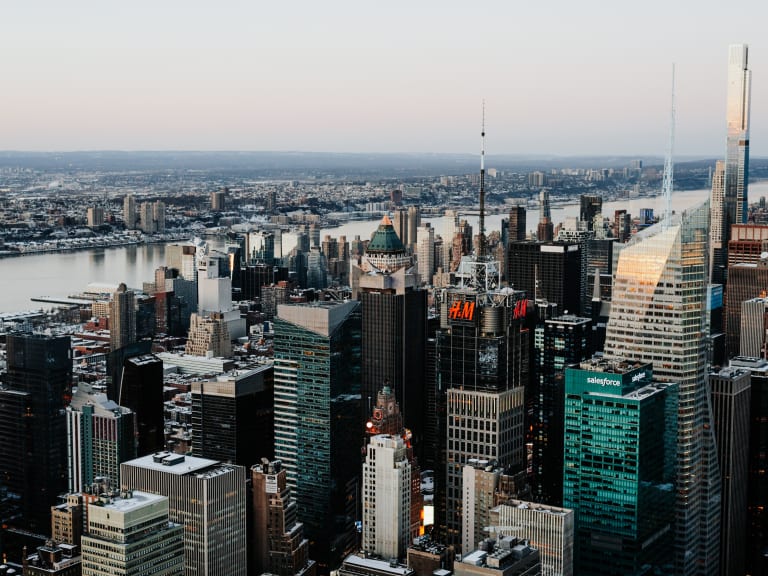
[123, 452, 222, 476]
[91, 490, 166, 513]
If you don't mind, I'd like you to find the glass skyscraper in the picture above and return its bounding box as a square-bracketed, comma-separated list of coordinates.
[604, 202, 720, 576]
[563, 359, 678, 575]
[710, 44, 751, 281]
[273, 300, 362, 570]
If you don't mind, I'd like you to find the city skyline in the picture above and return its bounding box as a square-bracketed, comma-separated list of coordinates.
[1, 1, 767, 156]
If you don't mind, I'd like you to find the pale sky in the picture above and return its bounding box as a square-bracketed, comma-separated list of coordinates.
[2, 0, 767, 156]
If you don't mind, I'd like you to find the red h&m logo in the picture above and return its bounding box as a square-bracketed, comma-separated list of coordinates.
[448, 300, 475, 321]
[512, 298, 528, 320]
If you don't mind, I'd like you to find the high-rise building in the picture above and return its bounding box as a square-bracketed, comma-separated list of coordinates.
[251, 459, 316, 576]
[454, 539, 541, 576]
[711, 44, 752, 282]
[81, 490, 184, 576]
[351, 216, 426, 450]
[729, 356, 768, 574]
[537, 189, 553, 241]
[123, 194, 137, 229]
[407, 205, 421, 252]
[417, 223, 435, 284]
[563, 359, 678, 575]
[725, 254, 768, 357]
[67, 382, 137, 493]
[86, 206, 104, 227]
[532, 315, 592, 505]
[120, 355, 165, 456]
[51, 493, 85, 546]
[210, 190, 226, 211]
[739, 297, 768, 357]
[603, 202, 721, 576]
[110, 283, 136, 351]
[438, 284, 530, 549]
[490, 500, 574, 576]
[579, 195, 602, 231]
[709, 366, 751, 576]
[273, 300, 362, 569]
[121, 453, 247, 576]
[190, 365, 274, 467]
[508, 204, 527, 242]
[185, 312, 232, 358]
[507, 241, 582, 315]
[362, 434, 413, 560]
[0, 333, 71, 531]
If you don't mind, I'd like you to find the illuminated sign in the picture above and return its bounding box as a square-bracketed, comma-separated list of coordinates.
[512, 299, 528, 320]
[448, 300, 475, 321]
[587, 376, 621, 387]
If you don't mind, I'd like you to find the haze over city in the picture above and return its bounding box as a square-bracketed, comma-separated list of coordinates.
[2, 0, 767, 156]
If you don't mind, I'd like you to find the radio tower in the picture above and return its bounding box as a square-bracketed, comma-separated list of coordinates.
[479, 101, 487, 259]
[662, 65, 676, 229]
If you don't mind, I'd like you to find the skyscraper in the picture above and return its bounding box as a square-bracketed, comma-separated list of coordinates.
[67, 382, 137, 493]
[537, 189, 553, 241]
[711, 44, 752, 281]
[709, 366, 751, 576]
[123, 194, 137, 229]
[0, 333, 71, 531]
[351, 216, 427, 451]
[604, 202, 721, 576]
[121, 452, 247, 576]
[273, 300, 362, 569]
[110, 283, 136, 352]
[563, 360, 677, 575]
[362, 434, 413, 560]
[120, 354, 165, 456]
[508, 204, 527, 242]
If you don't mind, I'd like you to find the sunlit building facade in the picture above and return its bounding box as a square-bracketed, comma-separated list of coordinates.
[604, 202, 720, 576]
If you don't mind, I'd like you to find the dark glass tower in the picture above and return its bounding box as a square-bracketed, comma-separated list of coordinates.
[191, 364, 274, 467]
[273, 300, 362, 570]
[532, 314, 592, 505]
[0, 333, 71, 532]
[120, 354, 165, 456]
[507, 241, 582, 315]
[352, 216, 426, 454]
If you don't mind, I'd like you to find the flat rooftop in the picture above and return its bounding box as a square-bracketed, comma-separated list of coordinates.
[123, 452, 220, 476]
[96, 490, 166, 512]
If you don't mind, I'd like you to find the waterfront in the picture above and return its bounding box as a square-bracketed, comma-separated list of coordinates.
[1, 184, 762, 315]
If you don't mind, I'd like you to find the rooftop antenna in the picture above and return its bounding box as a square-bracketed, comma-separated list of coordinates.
[479, 101, 487, 259]
[662, 64, 676, 229]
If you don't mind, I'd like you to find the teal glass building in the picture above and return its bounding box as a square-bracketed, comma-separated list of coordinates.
[273, 300, 362, 571]
[563, 359, 678, 576]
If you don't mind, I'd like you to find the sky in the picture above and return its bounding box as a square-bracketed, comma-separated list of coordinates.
[2, 0, 767, 156]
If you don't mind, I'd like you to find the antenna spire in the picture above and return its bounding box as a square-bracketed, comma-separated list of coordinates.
[479, 101, 486, 259]
[662, 65, 676, 229]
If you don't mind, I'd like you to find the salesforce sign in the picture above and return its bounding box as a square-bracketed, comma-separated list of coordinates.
[568, 364, 653, 395]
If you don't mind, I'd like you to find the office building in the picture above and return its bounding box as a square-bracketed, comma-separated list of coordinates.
[407, 536, 455, 576]
[711, 44, 752, 281]
[123, 194, 137, 229]
[352, 216, 427, 451]
[537, 189, 553, 241]
[110, 283, 136, 351]
[508, 205, 527, 242]
[725, 255, 768, 357]
[66, 382, 137, 493]
[604, 202, 720, 576]
[51, 494, 85, 546]
[251, 459, 316, 576]
[579, 195, 602, 231]
[338, 555, 414, 576]
[120, 355, 165, 456]
[491, 501, 573, 576]
[0, 333, 71, 532]
[362, 434, 413, 560]
[23, 541, 81, 576]
[121, 452, 247, 576]
[532, 315, 591, 505]
[190, 365, 274, 467]
[417, 223, 435, 284]
[455, 540, 541, 576]
[709, 366, 751, 576]
[81, 490, 183, 576]
[273, 300, 362, 568]
[739, 297, 768, 357]
[438, 281, 529, 549]
[563, 360, 678, 575]
[507, 241, 582, 315]
[185, 312, 232, 358]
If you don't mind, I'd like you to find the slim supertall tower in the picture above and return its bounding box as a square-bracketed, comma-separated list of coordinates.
[711, 44, 752, 282]
[604, 202, 720, 576]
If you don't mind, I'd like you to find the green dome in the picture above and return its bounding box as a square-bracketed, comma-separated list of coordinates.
[367, 215, 406, 254]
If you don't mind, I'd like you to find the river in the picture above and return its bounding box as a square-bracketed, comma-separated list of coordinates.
[2, 184, 765, 315]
